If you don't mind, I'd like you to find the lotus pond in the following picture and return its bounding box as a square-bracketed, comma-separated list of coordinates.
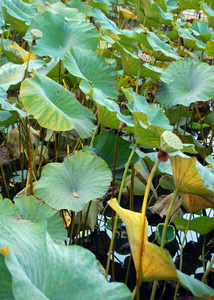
[0, 0, 214, 299]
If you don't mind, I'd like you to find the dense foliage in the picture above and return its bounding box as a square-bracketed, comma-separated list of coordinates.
[0, 0, 214, 299]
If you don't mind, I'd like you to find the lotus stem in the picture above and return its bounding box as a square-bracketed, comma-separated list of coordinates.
[105, 144, 137, 278]
[69, 211, 76, 245]
[135, 64, 142, 98]
[138, 158, 160, 300]
[173, 213, 192, 300]
[151, 190, 178, 300]
[202, 255, 214, 283]
[25, 42, 33, 79]
[0, 25, 5, 66]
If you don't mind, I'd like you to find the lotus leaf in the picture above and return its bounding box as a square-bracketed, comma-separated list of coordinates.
[34, 151, 112, 211]
[156, 60, 214, 108]
[0, 216, 131, 299]
[20, 72, 96, 138]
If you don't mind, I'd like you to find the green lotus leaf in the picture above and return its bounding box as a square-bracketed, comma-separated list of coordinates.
[64, 44, 118, 99]
[135, 121, 165, 148]
[175, 0, 200, 10]
[34, 151, 112, 211]
[2, 39, 23, 64]
[206, 155, 214, 168]
[205, 39, 214, 57]
[176, 270, 214, 298]
[139, 0, 173, 27]
[0, 0, 38, 33]
[89, 0, 112, 14]
[67, 0, 94, 17]
[92, 8, 121, 34]
[147, 32, 180, 61]
[165, 0, 179, 11]
[0, 110, 18, 127]
[46, 2, 85, 22]
[155, 223, 175, 245]
[202, 4, 214, 29]
[14, 195, 66, 242]
[24, 11, 98, 60]
[156, 60, 214, 108]
[92, 131, 139, 171]
[91, 88, 134, 131]
[114, 43, 165, 81]
[170, 153, 214, 195]
[124, 88, 172, 131]
[0, 195, 20, 217]
[0, 62, 26, 91]
[20, 72, 96, 138]
[0, 97, 26, 118]
[174, 216, 214, 235]
[191, 20, 214, 43]
[0, 216, 131, 299]
[0, 8, 4, 27]
[176, 23, 206, 50]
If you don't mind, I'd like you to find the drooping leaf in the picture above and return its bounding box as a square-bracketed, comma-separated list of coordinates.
[174, 215, 214, 235]
[34, 151, 112, 212]
[108, 199, 214, 297]
[64, 44, 118, 99]
[14, 195, 66, 242]
[107, 198, 178, 282]
[135, 121, 165, 148]
[24, 11, 98, 60]
[0, 216, 132, 299]
[181, 193, 214, 213]
[149, 193, 183, 218]
[20, 72, 96, 138]
[9, 42, 37, 62]
[170, 153, 214, 195]
[156, 60, 214, 108]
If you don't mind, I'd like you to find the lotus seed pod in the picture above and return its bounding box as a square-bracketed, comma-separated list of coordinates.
[31, 29, 43, 40]
[160, 131, 183, 153]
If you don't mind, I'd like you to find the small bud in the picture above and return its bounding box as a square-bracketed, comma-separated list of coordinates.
[119, 121, 127, 131]
[31, 29, 43, 41]
[157, 150, 168, 162]
[160, 131, 183, 153]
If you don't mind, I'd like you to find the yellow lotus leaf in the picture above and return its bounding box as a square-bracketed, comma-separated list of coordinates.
[117, 6, 136, 19]
[108, 198, 178, 282]
[142, 241, 178, 281]
[9, 42, 37, 62]
[107, 198, 146, 272]
[182, 193, 214, 213]
[0, 245, 9, 256]
[170, 155, 214, 195]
